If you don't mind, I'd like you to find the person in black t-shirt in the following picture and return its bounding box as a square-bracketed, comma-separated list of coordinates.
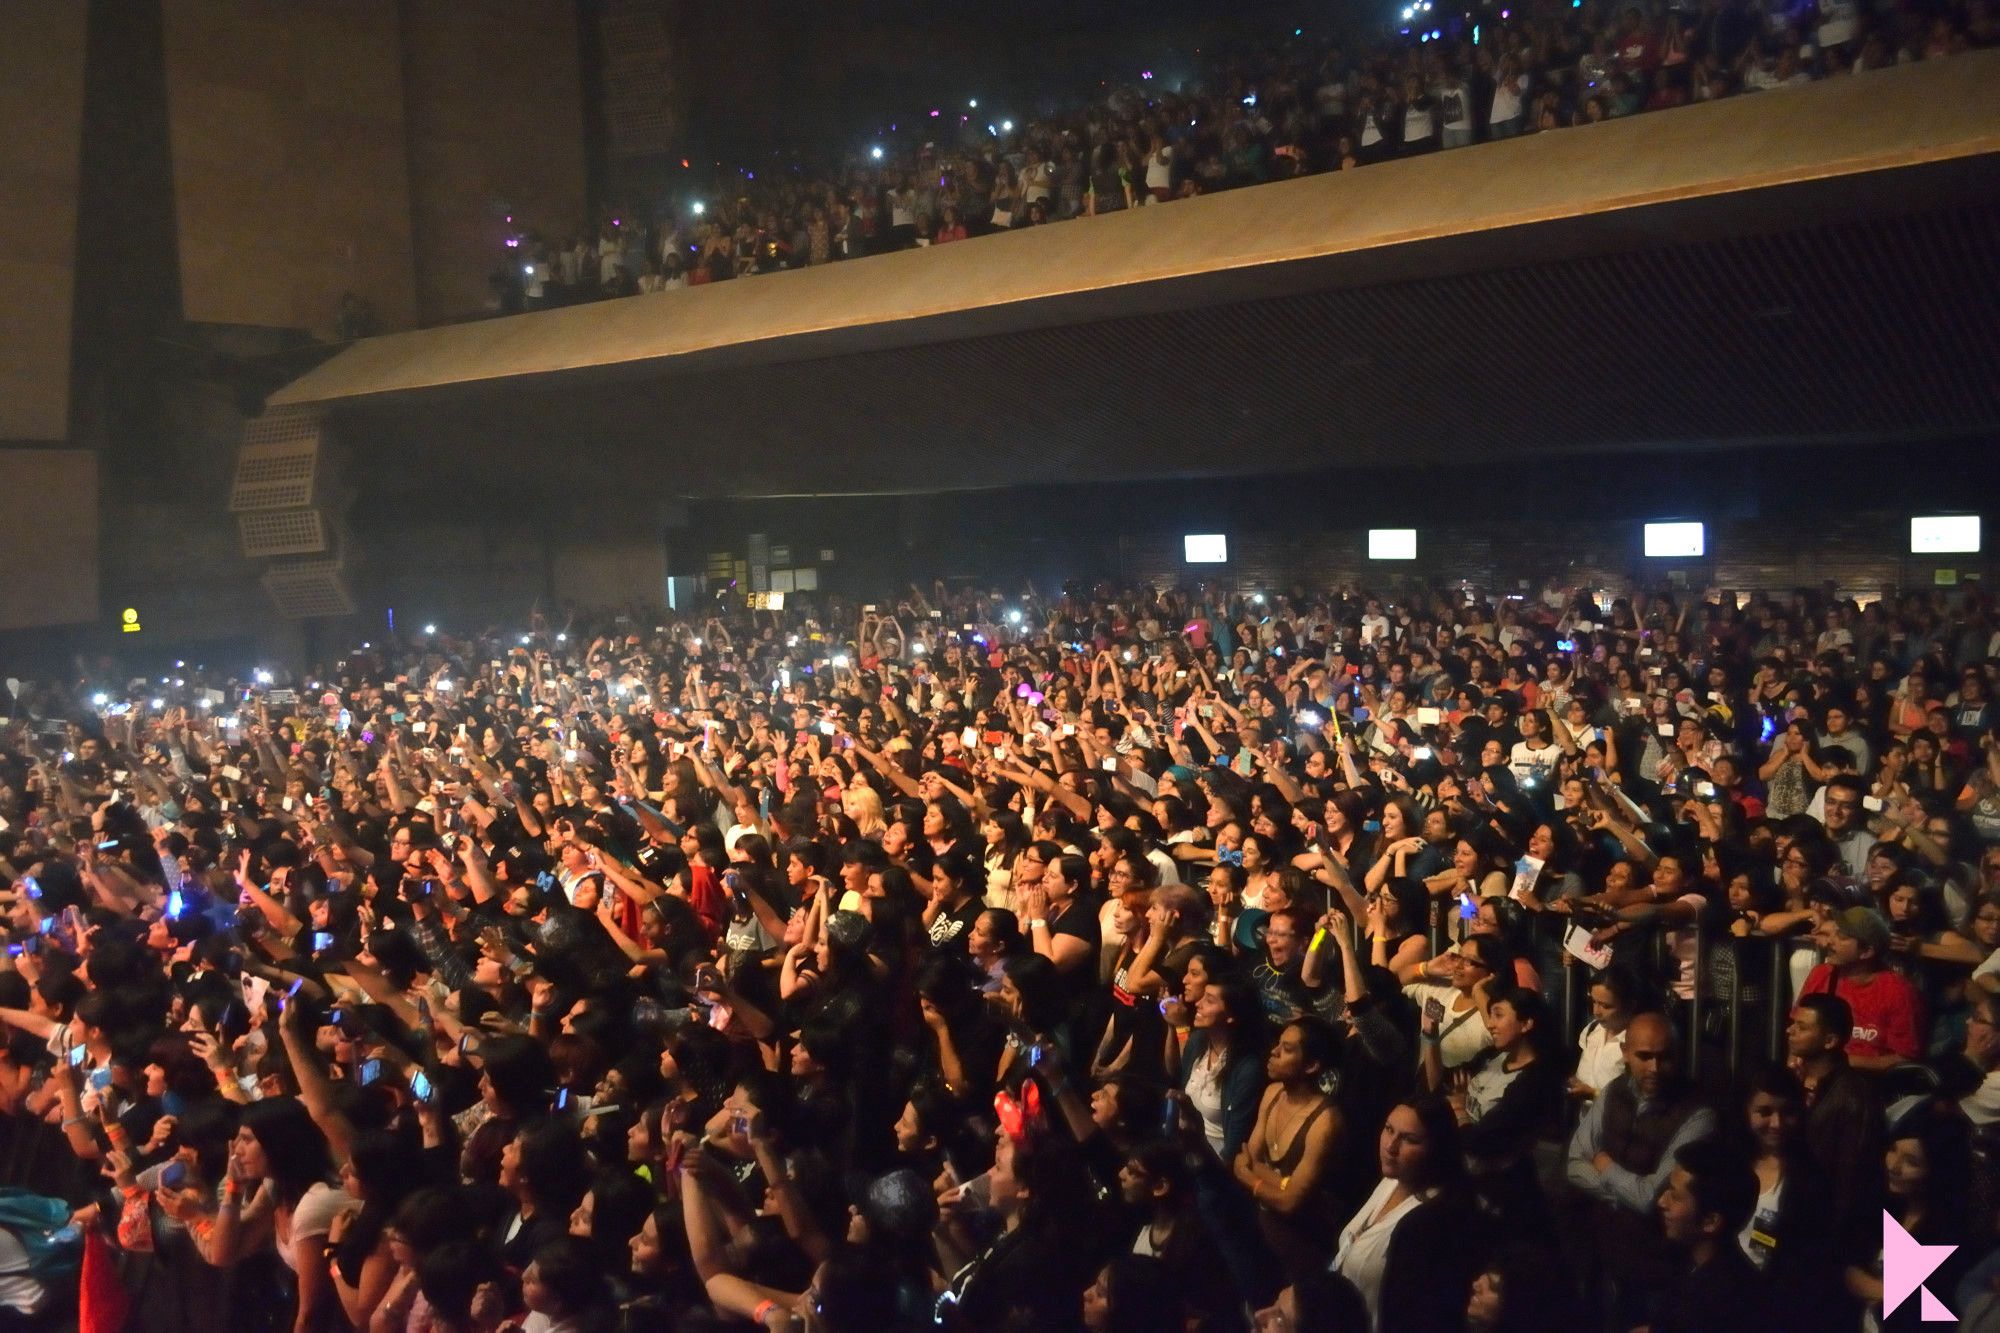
[1652, 1137, 1765, 1333]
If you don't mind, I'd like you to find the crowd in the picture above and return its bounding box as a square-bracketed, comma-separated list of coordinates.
[2, 574, 2000, 1331]
[500, 0, 1992, 305]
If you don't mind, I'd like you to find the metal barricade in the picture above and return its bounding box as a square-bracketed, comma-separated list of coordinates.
[1687, 919, 1703, 1082]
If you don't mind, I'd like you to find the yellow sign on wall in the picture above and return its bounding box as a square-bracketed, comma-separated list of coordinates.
[121, 607, 141, 633]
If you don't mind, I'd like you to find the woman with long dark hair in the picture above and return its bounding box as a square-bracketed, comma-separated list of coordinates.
[202, 1097, 348, 1333]
[1847, 1107, 1975, 1329]
[932, 1106, 1104, 1329]
[1333, 1095, 1477, 1333]
[323, 1129, 426, 1327]
[1235, 1015, 1345, 1280]
[1730, 1066, 1839, 1324]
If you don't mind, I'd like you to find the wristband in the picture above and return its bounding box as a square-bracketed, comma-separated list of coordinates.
[61, 1115, 87, 1129]
[752, 1299, 780, 1325]
[1028, 919, 1048, 929]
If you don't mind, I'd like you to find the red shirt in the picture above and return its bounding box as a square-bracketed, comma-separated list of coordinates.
[1801, 963, 1923, 1063]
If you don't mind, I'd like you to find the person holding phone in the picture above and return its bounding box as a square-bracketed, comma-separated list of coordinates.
[198, 1098, 351, 1333]
[1408, 936, 1507, 1076]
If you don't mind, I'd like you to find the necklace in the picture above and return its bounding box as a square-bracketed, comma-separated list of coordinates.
[1265, 1090, 1319, 1157]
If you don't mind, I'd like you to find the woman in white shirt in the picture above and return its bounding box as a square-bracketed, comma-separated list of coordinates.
[1570, 968, 1637, 1099]
[202, 1097, 352, 1333]
[981, 812, 1030, 914]
[1488, 53, 1529, 138]
[1333, 1097, 1467, 1330]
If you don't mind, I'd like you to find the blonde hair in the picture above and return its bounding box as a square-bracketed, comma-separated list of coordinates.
[844, 784, 887, 838]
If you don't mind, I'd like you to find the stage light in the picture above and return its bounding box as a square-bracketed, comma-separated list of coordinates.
[1002, 120, 1013, 131]
[870, 146, 883, 159]
[424, 623, 436, 635]
[968, 98, 978, 108]
[692, 201, 705, 215]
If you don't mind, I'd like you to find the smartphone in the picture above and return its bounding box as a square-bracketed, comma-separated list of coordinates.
[1100, 757, 1117, 772]
[166, 890, 185, 919]
[21, 877, 40, 901]
[556, 1086, 571, 1112]
[287, 977, 306, 1000]
[358, 1059, 381, 1087]
[160, 1161, 188, 1190]
[68, 1045, 86, 1067]
[1457, 892, 1477, 921]
[313, 931, 333, 953]
[1161, 1093, 1181, 1135]
[1423, 996, 1446, 1025]
[1861, 795, 1884, 813]
[328, 1008, 346, 1028]
[458, 1033, 474, 1056]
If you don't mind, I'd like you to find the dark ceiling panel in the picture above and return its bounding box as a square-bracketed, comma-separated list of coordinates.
[339, 199, 2000, 497]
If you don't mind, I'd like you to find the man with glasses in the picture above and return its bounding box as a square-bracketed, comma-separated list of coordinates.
[1816, 776, 1872, 880]
[1958, 984, 2000, 1127]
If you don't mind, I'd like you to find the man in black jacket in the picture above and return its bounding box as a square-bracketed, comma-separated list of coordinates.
[1786, 992, 1883, 1243]
[1653, 1137, 1766, 1333]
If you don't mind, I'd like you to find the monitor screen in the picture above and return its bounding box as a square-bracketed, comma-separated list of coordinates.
[1643, 522, 1705, 558]
[1183, 534, 1228, 564]
[1368, 529, 1417, 560]
[1910, 515, 1981, 555]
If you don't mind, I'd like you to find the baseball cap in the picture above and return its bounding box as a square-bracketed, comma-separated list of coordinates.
[1830, 906, 1891, 957]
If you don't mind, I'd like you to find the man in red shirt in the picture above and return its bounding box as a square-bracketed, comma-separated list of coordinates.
[1799, 907, 1924, 1070]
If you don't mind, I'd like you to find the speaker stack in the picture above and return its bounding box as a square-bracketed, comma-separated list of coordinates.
[230, 408, 355, 617]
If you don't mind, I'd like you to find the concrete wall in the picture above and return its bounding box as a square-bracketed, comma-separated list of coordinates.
[0, 2, 89, 442]
[159, 0, 586, 336]
[0, 451, 99, 629]
[401, 1, 589, 326]
[162, 0, 417, 336]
